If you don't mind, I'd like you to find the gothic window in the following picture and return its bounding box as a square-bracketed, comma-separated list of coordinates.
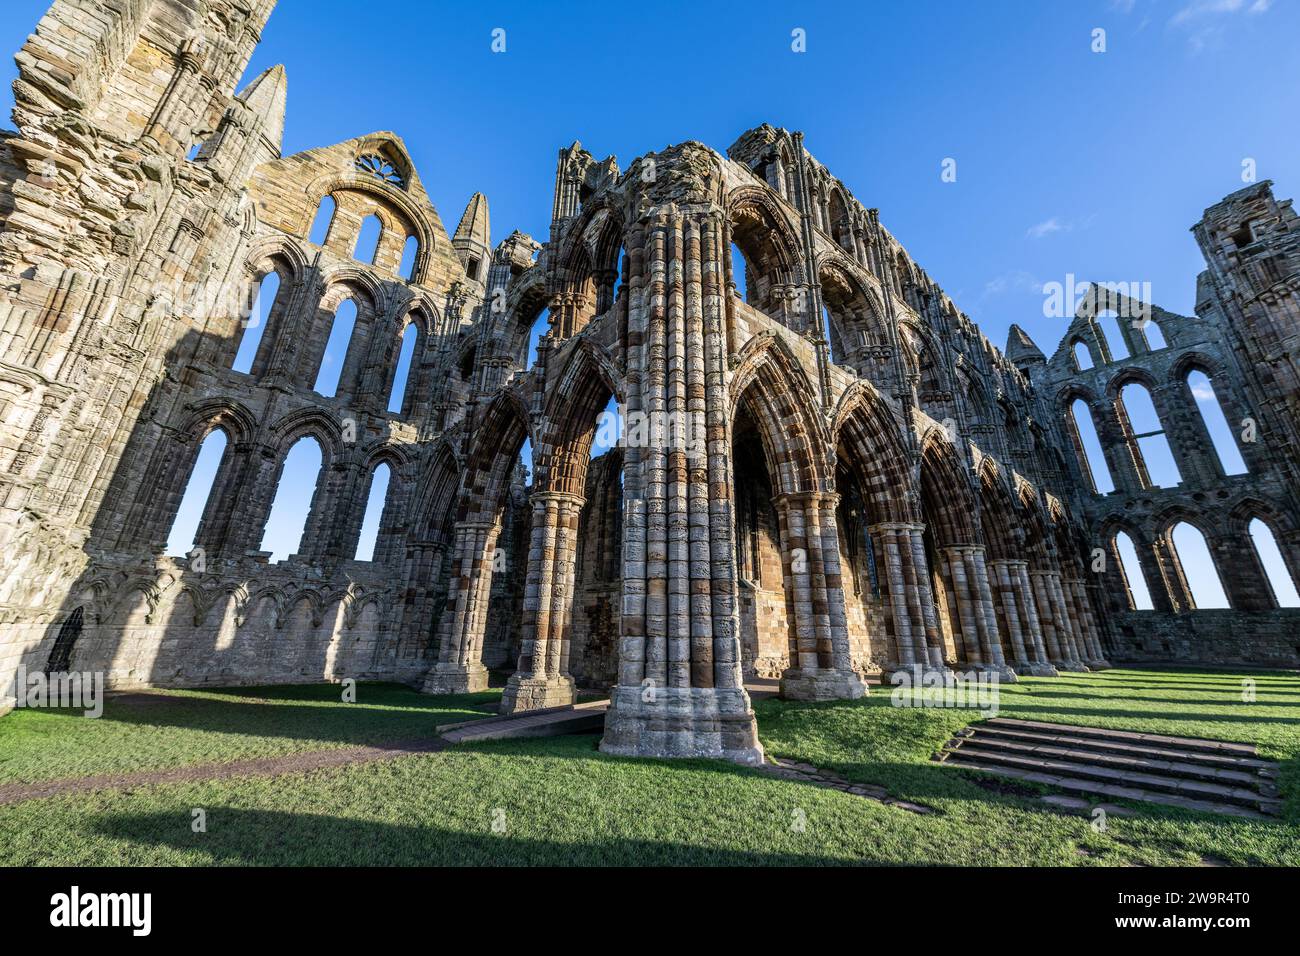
[1141, 319, 1167, 350]
[1111, 531, 1152, 610]
[354, 462, 391, 561]
[400, 234, 419, 280]
[1248, 518, 1300, 607]
[1118, 383, 1181, 488]
[166, 428, 229, 557]
[355, 152, 404, 187]
[1170, 522, 1229, 609]
[1072, 339, 1093, 370]
[1095, 309, 1129, 361]
[387, 323, 418, 414]
[526, 309, 549, 369]
[1186, 370, 1248, 475]
[313, 299, 358, 397]
[232, 271, 281, 374]
[260, 437, 323, 563]
[354, 214, 383, 265]
[309, 196, 337, 245]
[1069, 399, 1114, 494]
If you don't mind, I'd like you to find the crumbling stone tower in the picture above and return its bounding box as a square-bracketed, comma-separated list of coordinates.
[0, 2, 1294, 764]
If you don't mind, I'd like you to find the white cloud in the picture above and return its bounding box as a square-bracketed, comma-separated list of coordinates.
[1168, 0, 1270, 51]
[983, 270, 1043, 297]
[1026, 218, 1064, 240]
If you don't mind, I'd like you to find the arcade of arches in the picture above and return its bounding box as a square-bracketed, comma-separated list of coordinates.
[1, 2, 1298, 764]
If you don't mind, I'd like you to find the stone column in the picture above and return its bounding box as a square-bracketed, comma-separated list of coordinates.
[943, 545, 1017, 681]
[421, 518, 499, 694]
[870, 522, 947, 675]
[1029, 569, 1087, 672]
[777, 491, 867, 701]
[600, 206, 763, 764]
[1067, 576, 1110, 668]
[1047, 570, 1089, 671]
[501, 491, 583, 712]
[990, 559, 1057, 676]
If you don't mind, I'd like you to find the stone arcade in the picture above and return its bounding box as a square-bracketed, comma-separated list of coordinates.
[1, 1, 1297, 762]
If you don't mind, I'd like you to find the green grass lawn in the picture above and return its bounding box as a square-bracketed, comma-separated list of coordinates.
[0, 682, 498, 784]
[0, 669, 1296, 866]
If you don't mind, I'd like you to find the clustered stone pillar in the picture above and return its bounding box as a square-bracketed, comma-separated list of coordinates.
[600, 207, 764, 764]
[501, 490, 583, 712]
[1065, 575, 1109, 668]
[942, 545, 1016, 681]
[988, 559, 1057, 676]
[777, 491, 867, 700]
[421, 518, 499, 694]
[1029, 568, 1088, 672]
[870, 522, 946, 674]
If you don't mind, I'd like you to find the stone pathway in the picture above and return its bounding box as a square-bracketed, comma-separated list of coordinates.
[0, 737, 451, 806]
[759, 757, 935, 814]
[935, 717, 1282, 819]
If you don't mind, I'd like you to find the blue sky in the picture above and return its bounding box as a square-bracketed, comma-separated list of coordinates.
[4, 0, 1297, 601]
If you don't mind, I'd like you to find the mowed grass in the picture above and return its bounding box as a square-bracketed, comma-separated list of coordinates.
[0, 668, 1296, 866]
[0, 682, 498, 784]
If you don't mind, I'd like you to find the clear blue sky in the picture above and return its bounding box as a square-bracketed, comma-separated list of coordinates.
[4, 0, 1297, 600]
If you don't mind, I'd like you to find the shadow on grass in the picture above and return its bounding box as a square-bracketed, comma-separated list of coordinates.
[89, 807, 879, 866]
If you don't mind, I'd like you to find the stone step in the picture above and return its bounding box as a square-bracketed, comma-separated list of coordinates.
[967, 722, 1275, 772]
[982, 717, 1260, 758]
[439, 700, 609, 743]
[940, 757, 1277, 820]
[956, 735, 1268, 786]
[942, 745, 1271, 809]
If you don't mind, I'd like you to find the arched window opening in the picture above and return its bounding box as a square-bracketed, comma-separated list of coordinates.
[1070, 399, 1114, 494]
[313, 299, 358, 397]
[309, 196, 336, 246]
[1073, 340, 1093, 371]
[518, 439, 533, 486]
[822, 305, 837, 363]
[1141, 319, 1167, 350]
[387, 323, 418, 414]
[1170, 522, 1229, 609]
[1187, 370, 1248, 475]
[526, 309, 549, 369]
[166, 429, 229, 558]
[730, 242, 747, 300]
[186, 142, 203, 162]
[591, 395, 621, 459]
[1119, 382, 1181, 488]
[399, 234, 419, 281]
[260, 436, 323, 563]
[232, 271, 281, 374]
[1248, 518, 1300, 607]
[354, 462, 391, 562]
[353, 214, 383, 265]
[1096, 310, 1129, 361]
[1112, 531, 1153, 610]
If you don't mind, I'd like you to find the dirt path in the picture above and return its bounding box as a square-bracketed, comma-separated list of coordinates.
[0, 737, 450, 806]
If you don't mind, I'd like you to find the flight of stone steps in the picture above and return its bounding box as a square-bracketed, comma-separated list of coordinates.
[935, 717, 1283, 819]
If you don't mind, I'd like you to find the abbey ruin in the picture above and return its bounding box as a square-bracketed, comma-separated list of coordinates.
[1, 1, 1297, 762]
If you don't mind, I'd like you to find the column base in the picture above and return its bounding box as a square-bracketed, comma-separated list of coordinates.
[1053, 660, 1090, 673]
[970, 663, 1018, 684]
[598, 684, 764, 765]
[882, 663, 956, 686]
[1015, 661, 1060, 678]
[779, 667, 869, 701]
[1085, 658, 1112, 671]
[420, 662, 490, 695]
[500, 673, 576, 714]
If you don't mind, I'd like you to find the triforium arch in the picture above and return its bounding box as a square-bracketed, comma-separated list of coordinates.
[422, 390, 532, 695]
[832, 381, 945, 675]
[918, 430, 1016, 679]
[976, 459, 1058, 676]
[725, 186, 804, 328]
[729, 333, 864, 700]
[500, 342, 621, 712]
